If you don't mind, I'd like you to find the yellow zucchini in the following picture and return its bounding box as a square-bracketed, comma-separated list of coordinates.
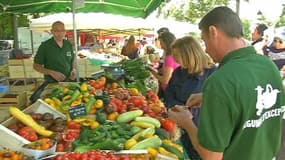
[132, 127, 155, 140]
[9, 107, 53, 137]
[130, 121, 155, 129]
[158, 147, 179, 159]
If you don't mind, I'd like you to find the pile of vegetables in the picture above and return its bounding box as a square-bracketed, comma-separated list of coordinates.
[73, 121, 140, 152]
[22, 138, 54, 150]
[0, 149, 34, 160]
[105, 57, 156, 93]
[51, 150, 148, 160]
[3, 69, 185, 159]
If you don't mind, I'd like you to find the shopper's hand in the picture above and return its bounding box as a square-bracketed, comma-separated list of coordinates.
[168, 105, 193, 129]
[70, 69, 76, 80]
[49, 70, 66, 82]
[186, 93, 203, 108]
[146, 65, 157, 73]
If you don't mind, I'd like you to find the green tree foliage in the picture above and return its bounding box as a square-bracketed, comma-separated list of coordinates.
[161, 0, 229, 23]
[242, 19, 251, 40]
[0, 13, 29, 39]
[275, 4, 285, 27]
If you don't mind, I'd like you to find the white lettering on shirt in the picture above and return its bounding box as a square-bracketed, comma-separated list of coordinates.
[243, 106, 285, 129]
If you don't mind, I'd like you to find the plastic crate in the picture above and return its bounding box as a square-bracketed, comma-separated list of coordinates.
[0, 85, 8, 92]
[0, 50, 10, 66]
[0, 99, 66, 151]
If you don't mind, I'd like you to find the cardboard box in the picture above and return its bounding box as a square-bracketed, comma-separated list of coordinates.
[0, 99, 66, 151]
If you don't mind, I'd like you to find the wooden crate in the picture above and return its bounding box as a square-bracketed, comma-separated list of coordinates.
[8, 59, 23, 66]
[86, 63, 102, 77]
[77, 59, 86, 77]
[23, 59, 33, 67]
[8, 66, 25, 78]
[25, 66, 44, 78]
[0, 92, 27, 107]
[23, 59, 44, 78]
[8, 59, 25, 78]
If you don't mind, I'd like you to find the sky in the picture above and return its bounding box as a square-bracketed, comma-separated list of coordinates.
[147, 0, 285, 38]
[157, 0, 285, 23]
[236, 0, 284, 23]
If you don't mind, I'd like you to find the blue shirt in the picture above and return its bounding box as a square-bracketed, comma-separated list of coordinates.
[164, 66, 216, 108]
[164, 65, 216, 159]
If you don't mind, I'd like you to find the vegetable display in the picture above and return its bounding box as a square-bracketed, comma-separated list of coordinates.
[3, 58, 186, 159]
[0, 149, 34, 160]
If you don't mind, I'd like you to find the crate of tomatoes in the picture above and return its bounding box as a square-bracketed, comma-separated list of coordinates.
[0, 99, 66, 151]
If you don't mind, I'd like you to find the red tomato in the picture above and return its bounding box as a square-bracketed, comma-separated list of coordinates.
[56, 143, 64, 152]
[17, 127, 38, 141]
[161, 118, 176, 131]
[67, 121, 81, 130]
[18, 126, 34, 135]
[89, 80, 96, 86]
[65, 133, 74, 141]
[27, 133, 38, 141]
[73, 153, 81, 160]
[118, 155, 131, 160]
[70, 131, 79, 139]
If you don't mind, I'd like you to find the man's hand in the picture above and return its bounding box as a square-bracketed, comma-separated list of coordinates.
[168, 105, 193, 129]
[70, 69, 76, 80]
[49, 70, 66, 82]
[186, 93, 203, 108]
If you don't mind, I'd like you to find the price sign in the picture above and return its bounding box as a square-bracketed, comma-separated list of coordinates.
[69, 104, 87, 119]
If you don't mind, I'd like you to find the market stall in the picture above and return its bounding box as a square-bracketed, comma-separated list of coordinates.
[0, 57, 187, 160]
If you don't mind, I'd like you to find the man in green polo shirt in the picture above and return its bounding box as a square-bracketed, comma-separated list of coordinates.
[34, 21, 75, 82]
[168, 7, 285, 160]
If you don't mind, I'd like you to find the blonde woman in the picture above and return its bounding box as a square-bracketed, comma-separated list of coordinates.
[121, 35, 139, 59]
[164, 36, 216, 159]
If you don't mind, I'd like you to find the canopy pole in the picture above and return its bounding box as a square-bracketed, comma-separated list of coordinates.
[72, 0, 80, 82]
[13, 14, 19, 49]
[30, 30, 34, 55]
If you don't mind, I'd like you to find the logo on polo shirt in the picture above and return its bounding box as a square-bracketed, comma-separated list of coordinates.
[255, 84, 280, 116]
[243, 84, 285, 129]
[66, 51, 72, 57]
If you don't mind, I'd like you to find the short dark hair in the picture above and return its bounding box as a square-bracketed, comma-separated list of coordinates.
[199, 6, 244, 38]
[256, 23, 268, 36]
[157, 27, 169, 35]
[51, 21, 65, 30]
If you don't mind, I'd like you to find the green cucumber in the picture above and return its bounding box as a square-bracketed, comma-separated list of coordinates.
[117, 110, 143, 123]
[162, 142, 184, 160]
[155, 127, 170, 140]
